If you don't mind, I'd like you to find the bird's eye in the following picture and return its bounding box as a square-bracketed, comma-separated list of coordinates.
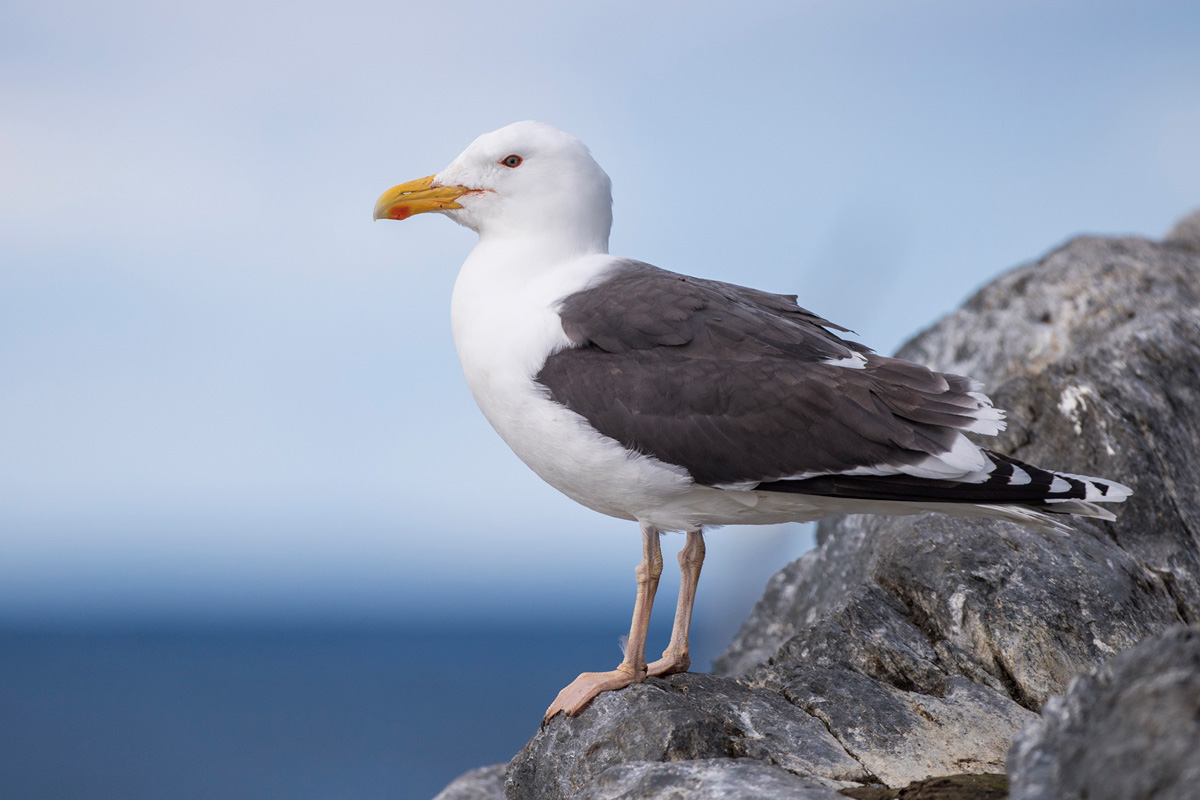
[501, 154, 523, 168]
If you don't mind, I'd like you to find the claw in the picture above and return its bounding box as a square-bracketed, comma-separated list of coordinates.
[543, 666, 643, 723]
[646, 650, 690, 677]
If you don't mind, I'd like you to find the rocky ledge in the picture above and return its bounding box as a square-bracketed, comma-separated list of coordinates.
[434, 210, 1200, 800]
[1009, 624, 1200, 800]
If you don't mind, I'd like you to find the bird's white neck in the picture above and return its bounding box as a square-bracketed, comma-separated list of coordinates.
[449, 234, 616, 365]
[448, 236, 618, 440]
[458, 232, 609, 291]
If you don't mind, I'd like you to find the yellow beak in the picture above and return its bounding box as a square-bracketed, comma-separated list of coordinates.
[373, 175, 470, 221]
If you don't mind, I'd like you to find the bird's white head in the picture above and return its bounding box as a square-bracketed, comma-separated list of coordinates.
[374, 121, 613, 256]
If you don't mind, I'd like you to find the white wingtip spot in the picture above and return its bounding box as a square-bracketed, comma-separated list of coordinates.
[821, 351, 868, 369]
[961, 391, 1006, 435]
[906, 434, 989, 481]
[1059, 472, 1134, 502]
[1102, 481, 1134, 502]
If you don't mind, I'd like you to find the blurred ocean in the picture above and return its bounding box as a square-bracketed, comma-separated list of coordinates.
[0, 525, 814, 799]
[0, 619, 690, 800]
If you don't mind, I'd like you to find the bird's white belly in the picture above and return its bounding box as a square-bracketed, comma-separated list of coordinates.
[453, 294, 690, 521]
[464, 361, 835, 529]
[491, 382, 690, 521]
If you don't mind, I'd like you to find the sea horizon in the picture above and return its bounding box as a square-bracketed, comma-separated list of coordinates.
[1, 615, 730, 799]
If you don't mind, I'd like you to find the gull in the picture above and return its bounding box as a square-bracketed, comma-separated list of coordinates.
[373, 121, 1131, 721]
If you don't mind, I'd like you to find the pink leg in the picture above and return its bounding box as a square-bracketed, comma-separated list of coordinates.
[544, 523, 663, 722]
[647, 528, 705, 677]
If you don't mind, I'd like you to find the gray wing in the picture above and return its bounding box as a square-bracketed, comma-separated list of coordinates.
[536, 261, 1000, 487]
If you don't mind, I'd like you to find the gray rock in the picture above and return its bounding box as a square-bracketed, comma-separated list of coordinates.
[429, 213, 1200, 799]
[715, 229, 1200, 786]
[893, 234, 1200, 391]
[1007, 625, 1200, 800]
[576, 759, 844, 800]
[505, 673, 868, 800]
[433, 764, 506, 800]
[721, 231, 1200, 685]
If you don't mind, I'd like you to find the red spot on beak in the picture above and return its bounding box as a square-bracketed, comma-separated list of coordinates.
[389, 205, 412, 220]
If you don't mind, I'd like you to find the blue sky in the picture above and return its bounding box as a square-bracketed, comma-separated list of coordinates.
[3, 0, 1199, 629]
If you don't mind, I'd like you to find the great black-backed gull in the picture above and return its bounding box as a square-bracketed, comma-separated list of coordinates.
[373, 121, 1131, 721]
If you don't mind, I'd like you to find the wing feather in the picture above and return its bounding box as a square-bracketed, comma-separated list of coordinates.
[538, 261, 1002, 486]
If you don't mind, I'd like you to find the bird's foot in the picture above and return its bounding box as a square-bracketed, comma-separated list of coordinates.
[646, 649, 690, 677]
[543, 664, 644, 723]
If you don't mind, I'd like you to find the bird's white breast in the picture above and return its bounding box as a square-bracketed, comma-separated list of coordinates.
[449, 245, 694, 523]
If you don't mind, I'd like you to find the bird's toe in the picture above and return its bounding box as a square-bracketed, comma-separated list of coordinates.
[542, 667, 643, 724]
